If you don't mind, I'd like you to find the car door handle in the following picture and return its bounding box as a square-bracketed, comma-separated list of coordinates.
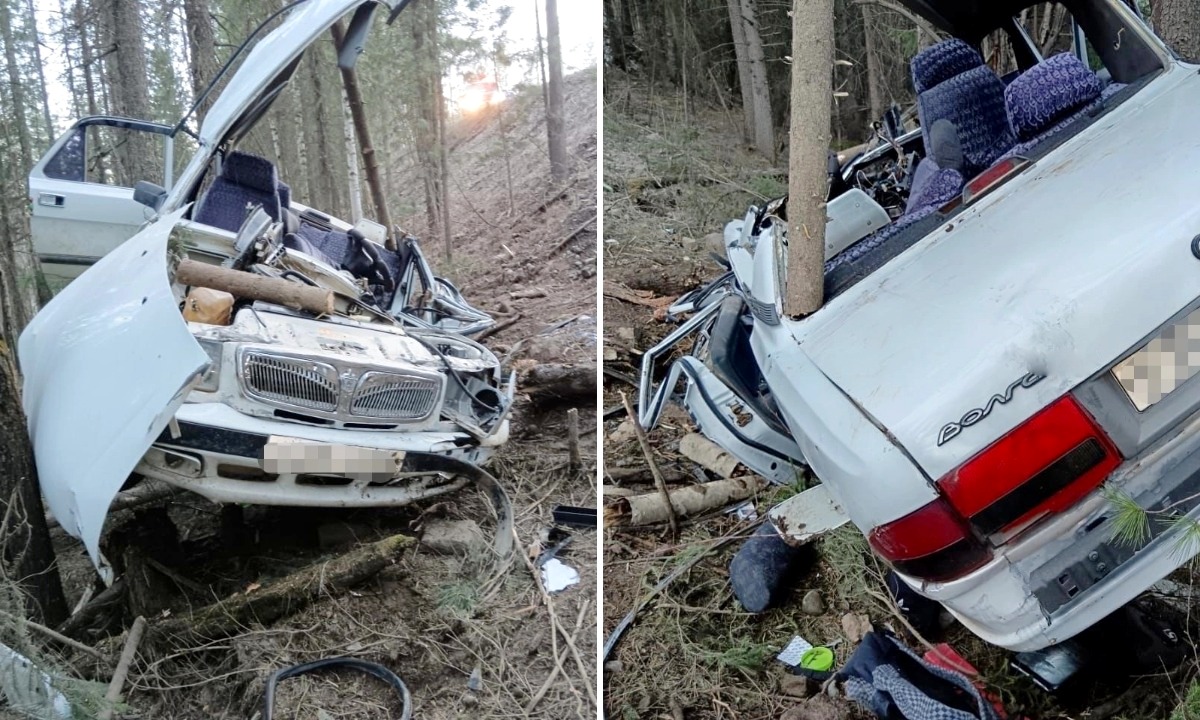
[37, 193, 64, 208]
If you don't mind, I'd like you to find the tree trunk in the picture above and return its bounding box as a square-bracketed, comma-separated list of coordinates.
[0, 345, 67, 626]
[430, 12, 453, 261]
[726, 0, 756, 145]
[1152, 0, 1200, 62]
[74, 1, 98, 116]
[739, 0, 775, 161]
[545, 0, 569, 182]
[785, 0, 833, 317]
[861, 1, 884, 122]
[341, 99, 363, 222]
[25, 0, 54, 140]
[99, 0, 156, 184]
[331, 21, 393, 236]
[183, 0, 217, 120]
[0, 0, 33, 173]
[604, 0, 628, 70]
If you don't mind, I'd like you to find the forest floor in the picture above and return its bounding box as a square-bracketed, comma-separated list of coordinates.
[24, 70, 598, 720]
[601, 71, 1198, 720]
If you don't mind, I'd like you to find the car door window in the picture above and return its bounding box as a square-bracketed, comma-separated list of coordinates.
[42, 123, 172, 188]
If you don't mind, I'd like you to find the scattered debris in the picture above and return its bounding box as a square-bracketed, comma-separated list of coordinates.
[262, 657, 411, 720]
[777, 635, 815, 668]
[607, 419, 638, 445]
[540, 559, 580, 593]
[679, 432, 741, 477]
[97, 616, 146, 720]
[552, 505, 598, 528]
[605, 475, 768, 527]
[729, 523, 815, 613]
[0, 642, 76, 719]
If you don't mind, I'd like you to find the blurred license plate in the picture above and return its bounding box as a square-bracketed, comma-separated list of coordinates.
[1112, 307, 1200, 411]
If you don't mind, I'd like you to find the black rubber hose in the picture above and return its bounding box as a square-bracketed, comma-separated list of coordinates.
[262, 657, 412, 720]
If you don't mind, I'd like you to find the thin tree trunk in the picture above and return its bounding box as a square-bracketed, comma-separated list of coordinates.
[0, 0, 33, 172]
[786, 0, 834, 317]
[342, 100, 363, 222]
[429, 9, 452, 260]
[726, 0, 756, 145]
[331, 21, 393, 235]
[183, 0, 217, 119]
[534, 0, 548, 109]
[545, 0, 568, 182]
[25, 0, 53, 139]
[861, 1, 884, 122]
[739, 0, 775, 161]
[99, 0, 156, 184]
[75, 1, 98, 116]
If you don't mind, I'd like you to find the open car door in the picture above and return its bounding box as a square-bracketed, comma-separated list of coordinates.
[28, 116, 178, 289]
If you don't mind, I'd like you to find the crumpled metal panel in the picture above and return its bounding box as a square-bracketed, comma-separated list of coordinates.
[19, 209, 208, 582]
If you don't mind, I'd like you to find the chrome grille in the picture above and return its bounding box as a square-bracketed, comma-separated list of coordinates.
[350, 372, 441, 420]
[241, 352, 338, 412]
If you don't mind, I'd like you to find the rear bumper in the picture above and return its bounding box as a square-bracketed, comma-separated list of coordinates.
[912, 409, 1200, 651]
[137, 401, 503, 507]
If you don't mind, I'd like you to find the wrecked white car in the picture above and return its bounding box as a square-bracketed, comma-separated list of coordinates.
[20, 0, 512, 581]
[641, 0, 1200, 652]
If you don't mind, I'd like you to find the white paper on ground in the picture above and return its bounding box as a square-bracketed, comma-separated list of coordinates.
[540, 558, 580, 593]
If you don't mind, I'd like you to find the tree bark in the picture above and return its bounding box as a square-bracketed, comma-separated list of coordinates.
[0, 345, 68, 626]
[545, 0, 569, 182]
[74, 1, 98, 116]
[0, 0, 33, 173]
[24, 0, 54, 140]
[739, 0, 775, 161]
[1152, 0, 1200, 62]
[785, 0, 834, 317]
[99, 0, 157, 184]
[861, 1, 884, 122]
[331, 21, 393, 236]
[725, 0, 756, 145]
[183, 0, 217, 120]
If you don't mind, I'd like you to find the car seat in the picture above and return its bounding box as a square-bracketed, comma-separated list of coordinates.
[1000, 53, 1104, 159]
[194, 151, 283, 232]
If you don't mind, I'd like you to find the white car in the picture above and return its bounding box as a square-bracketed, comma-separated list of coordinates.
[640, 0, 1200, 651]
[20, 0, 513, 582]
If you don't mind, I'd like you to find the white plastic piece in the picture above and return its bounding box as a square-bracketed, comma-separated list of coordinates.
[767, 483, 851, 545]
[824, 188, 890, 259]
[352, 218, 388, 245]
[540, 558, 579, 593]
[0, 642, 75, 719]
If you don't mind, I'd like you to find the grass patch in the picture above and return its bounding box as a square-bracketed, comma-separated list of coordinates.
[436, 578, 480, 617]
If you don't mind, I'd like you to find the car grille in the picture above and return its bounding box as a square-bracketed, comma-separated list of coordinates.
[350, 372, 441, 420]
[241, 352, 339, 412]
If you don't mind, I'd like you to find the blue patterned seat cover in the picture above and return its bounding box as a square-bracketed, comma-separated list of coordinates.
[912, 40, 1014, 178]
[1000, 53, 1107, 160]
[194, 151, 282, 232]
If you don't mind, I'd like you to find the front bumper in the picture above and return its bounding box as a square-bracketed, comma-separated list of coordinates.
[136, 401, 508, 507]
[913, 408, 1200, 651]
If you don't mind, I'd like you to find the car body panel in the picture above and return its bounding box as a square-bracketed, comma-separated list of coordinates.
[18, 209, 209, 582]
[797, 63, 1200, 480]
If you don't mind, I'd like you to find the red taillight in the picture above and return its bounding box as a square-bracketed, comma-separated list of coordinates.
[962, 156, 1030, 205]
[868, 499, 990, 582]
[940, 395, 1121, 536]
[869, 395, 1121, 583]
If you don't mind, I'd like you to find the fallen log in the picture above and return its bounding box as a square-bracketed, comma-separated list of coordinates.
[145, 534, 414, 646]
[605, 475, 769, 527]
[176, 259, 335, 315]
[521, 363, 595, 403]
[679, 433, 740, 478]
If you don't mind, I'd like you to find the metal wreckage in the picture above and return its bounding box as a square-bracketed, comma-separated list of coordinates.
[640, 0, 1200, 657]
[20, 0, 514, 584]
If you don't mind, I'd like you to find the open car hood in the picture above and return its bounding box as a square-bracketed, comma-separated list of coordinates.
[197, 0, 403, 149]
[19, 210, 209, 582]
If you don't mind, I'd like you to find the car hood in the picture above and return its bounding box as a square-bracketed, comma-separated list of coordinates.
[793, 65, 1200, 480]
[197, 0, 402, 149]
[19, 209, 209, 582]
